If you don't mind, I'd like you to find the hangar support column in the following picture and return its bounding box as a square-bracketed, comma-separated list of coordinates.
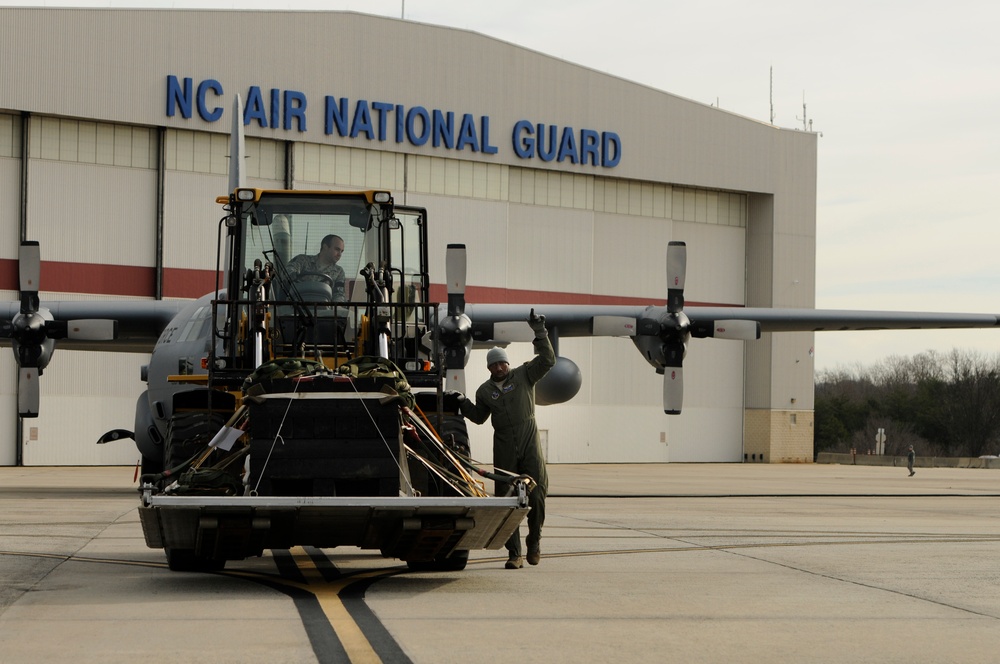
[743, 193, 815, 463]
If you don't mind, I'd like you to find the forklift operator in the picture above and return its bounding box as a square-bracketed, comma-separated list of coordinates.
[285, 234, 347, 303]
[456, 309, 554, 569]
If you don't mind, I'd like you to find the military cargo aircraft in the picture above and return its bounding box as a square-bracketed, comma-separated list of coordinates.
[2, 98, 999, 571]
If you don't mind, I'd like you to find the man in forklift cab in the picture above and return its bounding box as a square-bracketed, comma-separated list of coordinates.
[285, 234, 347, 303]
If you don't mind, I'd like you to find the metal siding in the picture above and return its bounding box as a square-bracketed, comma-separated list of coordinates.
[26, 160, 157, 268]
[0, 158, 19, 261]
[22, 351, 147, 465]
[588, 336, 661, 408]
[672, 221, 747, 306]
[408, 194, 510, 288]
[593, 211, 673, 299]
[0, 352, 15, 465]
[507, 204, 593, 294]
[162, 170, 228, 272]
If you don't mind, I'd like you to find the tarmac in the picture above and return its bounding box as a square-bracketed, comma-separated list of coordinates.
[2, 462, 1000, 663]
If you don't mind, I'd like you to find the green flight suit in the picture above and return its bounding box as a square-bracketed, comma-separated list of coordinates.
[460, 335, 555, 558]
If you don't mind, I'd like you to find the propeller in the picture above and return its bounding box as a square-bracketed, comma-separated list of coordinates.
[1, 241, 119, 417]
[633, 241, 760, 415]
[438, 243, 473, 393]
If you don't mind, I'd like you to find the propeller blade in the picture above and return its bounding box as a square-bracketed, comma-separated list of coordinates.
[18, 366, 40, 418]
[663, 366, 683, 415]
[691, 319, 761, 341]
[591, 315, 637, 337]
[18, 241, 40, 315]
[662, 341, 685, 414]
[446, 243, 467, 317]
[666, 241, 686, 314]
[65, 319, 119, 341]
[446, 367, 466, 394]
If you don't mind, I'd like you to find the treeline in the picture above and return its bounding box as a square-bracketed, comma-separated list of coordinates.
[815, 349, 1000, 458]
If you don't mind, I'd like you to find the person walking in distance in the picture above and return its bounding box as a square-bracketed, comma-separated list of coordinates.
[455, 309, 554, 569]
[907, 445, 916, 477]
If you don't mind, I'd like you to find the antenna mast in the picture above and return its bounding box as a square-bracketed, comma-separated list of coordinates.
[769, 66, 774, 124]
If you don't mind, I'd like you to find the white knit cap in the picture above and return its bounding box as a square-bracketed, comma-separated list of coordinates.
[486, 347, 509, 366]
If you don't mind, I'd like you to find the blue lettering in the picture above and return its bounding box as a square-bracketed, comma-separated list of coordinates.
[270, 89, 281, 129]
[432, 110, 454, 149]
[165, 75, 192, 119]
[244, 87, 268, 128]
[372, 102, 393, 141]
[196, 79, 223, 122]
[557, 126, 579, 163]
[351, 100, 374, 139]
[283, 90, 307, 131]
[395, 104, 406, 143]
[456, 114, 479, 151]
[512, 120, 534, 158]
[601, 131, 621, 167]
[481, 116, 498, 155]
[580, 129, 600, 166]
[536, 124, 556, 162]
[324, 96, 349, 136]
[166, 81, 619, 166]
[406, 107, 430, 146]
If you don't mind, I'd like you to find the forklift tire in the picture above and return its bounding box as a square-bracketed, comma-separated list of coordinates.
[140, 455, 163, 477]
[406, 549, 469, 572]
[163, 410, 228, 476]
[165, 548, 226, 573]
[438, 415, 471, 458]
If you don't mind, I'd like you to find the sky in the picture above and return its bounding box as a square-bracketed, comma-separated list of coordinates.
[5, 0, 1000, 372]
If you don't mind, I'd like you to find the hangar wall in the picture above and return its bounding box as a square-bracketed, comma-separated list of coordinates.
[0, 8, 818, 466]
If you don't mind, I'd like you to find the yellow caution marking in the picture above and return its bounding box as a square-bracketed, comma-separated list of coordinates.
[290, 546, 384, 664]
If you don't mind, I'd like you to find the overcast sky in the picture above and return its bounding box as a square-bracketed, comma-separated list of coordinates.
[6, 0, 1000, 371]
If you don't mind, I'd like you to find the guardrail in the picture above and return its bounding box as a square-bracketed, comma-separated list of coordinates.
[816, 452, 1000, 469]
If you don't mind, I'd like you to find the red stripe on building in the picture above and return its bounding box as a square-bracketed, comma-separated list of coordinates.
[162, 268, 224, 299]
[0, 261, 737, 307]
[0, 259, 15, 291]
[0, 260, 222, 299]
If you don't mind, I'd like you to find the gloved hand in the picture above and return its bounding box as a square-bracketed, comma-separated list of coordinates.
[445, 390, 466, 403]
[528, 308, 547, 338]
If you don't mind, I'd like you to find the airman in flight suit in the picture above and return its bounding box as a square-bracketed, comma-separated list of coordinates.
[458, 310, 554, 569]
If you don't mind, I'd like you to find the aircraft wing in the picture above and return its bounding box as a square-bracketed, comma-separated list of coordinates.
[439, 243, 1000, 414]
[1, 300, 188, 353]
[463, 303, 1000, 341]
[691, 307, 1000, 333]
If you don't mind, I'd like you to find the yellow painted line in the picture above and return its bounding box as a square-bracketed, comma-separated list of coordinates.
[290, 546, 385, 664]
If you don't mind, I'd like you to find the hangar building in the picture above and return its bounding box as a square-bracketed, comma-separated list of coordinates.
[0, 8, 818, 467]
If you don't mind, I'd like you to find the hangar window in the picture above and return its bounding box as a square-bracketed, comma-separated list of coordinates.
[0, 113, 20, 158]
[294, 143, 410, 193]
[513, 167, 591, 209]
[164, 129, 285, 181]
[672, 186, 746, 228]
[30, 117, 158, 169]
